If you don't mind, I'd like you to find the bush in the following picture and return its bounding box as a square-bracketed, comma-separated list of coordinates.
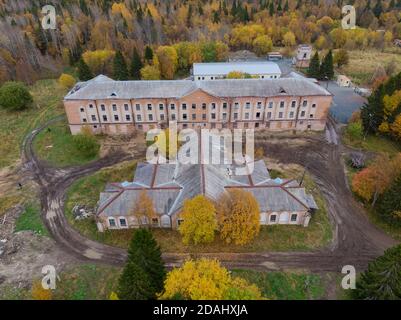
[346, 121, 363, 140]
[72, 129, 99, 158]
[58, 73, 76, 89]
[0, 81, 33, 111]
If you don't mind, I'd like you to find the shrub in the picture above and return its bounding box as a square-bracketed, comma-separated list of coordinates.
[346, 121, 363, 140]
[0, 81, 33, 111]
[72, 129, 99, 158]
[58, 73, 76, 89]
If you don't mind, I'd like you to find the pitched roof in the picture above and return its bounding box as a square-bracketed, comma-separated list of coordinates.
[193, 62, 282, 76]
[64, 76, 332, 101]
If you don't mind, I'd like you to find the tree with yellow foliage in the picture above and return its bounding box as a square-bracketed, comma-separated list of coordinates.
[31, 280, 52, 300]
[109, 292, 119, 300]
[58, 73, 76, 89]
[179, 195, 217, 245]
[140, 65, 161, 80]
[216, 189, 260, 245]
[82, 50, 115, 75]
[283, 31, 296, 47]
[133, 190, 156, 227]
[159, 258, 263, 300]
[391, 114, 401, 140]
[156, 46, 178, 79]
[253, 35, 273, 56]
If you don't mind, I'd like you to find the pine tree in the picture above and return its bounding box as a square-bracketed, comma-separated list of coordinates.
[130, 47, 143, 80]
[353, 244, 401, 299]
[117, 228, 166, 300]
[284, 0, 289, 11]
[113, 51, 129, 80]
[373, 0, 383, 17]
[77, 57, 93, 81]
[308, 51, 320, 78]
[144, 45, 154, 63]
[118, 262, 155, 300]
[377, 174, 401, 226]
[269, 1, 274, 16]
[319, 50, 334, 80]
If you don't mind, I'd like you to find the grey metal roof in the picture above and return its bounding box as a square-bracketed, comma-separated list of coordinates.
[65, 76, 331, 100]
[193, 62, 282, 76]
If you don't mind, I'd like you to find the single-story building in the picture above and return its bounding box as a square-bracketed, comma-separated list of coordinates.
[337, 75, 351, 87]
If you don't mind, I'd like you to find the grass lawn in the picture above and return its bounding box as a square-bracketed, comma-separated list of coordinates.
[33, 121, 100, 167]
[14, 203, 49, 236]
[64, 162, 332, 253]
[339, 48, 401, 86]
[0, 79, 67, 169]
[232, 270, 325, 300]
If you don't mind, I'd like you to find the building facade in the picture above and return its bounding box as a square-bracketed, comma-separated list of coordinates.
[293, 44, 312, 68]
[64, 75, 332, 135]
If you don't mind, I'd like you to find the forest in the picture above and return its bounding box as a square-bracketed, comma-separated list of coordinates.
[0, 0, 400, 83]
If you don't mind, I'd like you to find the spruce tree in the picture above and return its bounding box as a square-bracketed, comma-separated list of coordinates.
[113, 51, 129, 80]
[130, 47, 143, 80]
[269, 1, 274, 16]
[377, 174, 401, 226]
[284, 0, 289, 11]
[117, 229, 166, 300]
[308, 51, 320, 79]
[353, 244, 401, 299]
[77, 57, 93, 81]
[144, 45, 154, 63]
[320, 50, 334, 80]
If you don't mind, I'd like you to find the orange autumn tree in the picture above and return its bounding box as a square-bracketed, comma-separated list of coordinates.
[216, 189, 260, 246]
[133, 190, 156, 227]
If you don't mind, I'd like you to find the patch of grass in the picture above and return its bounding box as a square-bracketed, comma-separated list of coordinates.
[0, 79, 67, 168]
[0, 285, 29, 300]
[34, 121, 100, 167]
[340, 48, 401, 86]
[53, 264, 120, 300]
[14, 203, 49, 236]
[0, 195, 21, 217]
[232, 270, 325, 300]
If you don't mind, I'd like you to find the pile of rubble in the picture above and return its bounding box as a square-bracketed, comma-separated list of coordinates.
[72, 205, 94, 220]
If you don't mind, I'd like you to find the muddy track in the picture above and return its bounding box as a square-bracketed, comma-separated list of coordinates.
[22, 117, 397, 273]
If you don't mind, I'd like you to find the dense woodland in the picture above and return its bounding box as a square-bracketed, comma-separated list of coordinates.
[0, 0, 400, 83]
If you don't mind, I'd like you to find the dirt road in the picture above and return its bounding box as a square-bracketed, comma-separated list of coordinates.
[22, 117, 397, 273]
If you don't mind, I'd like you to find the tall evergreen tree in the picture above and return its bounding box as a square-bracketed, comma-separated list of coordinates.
[308, 51, 320, 78]
[113, 51, 129, 80]
[319, 50, 334, 80]
[269, 1, 274, 16]
[377, 174, 401, 226]
[130, 47, 143, 80]
[77, 57, 93, 81]
[373, 0, 383, 17]
[118, 229, 166, 300]
[353, 244, 401, 299]
[284, 0, 289, 11]
[144, 45, 154, 63]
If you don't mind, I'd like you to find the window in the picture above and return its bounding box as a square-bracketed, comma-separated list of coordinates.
[89, 104, 93, 109]
[270, 215, 277, 222]
[312, 103, 316, 108]
[112, 104, 117, 111]
[307, 124, 312, 129]
[124, 104, 129, 111]
[256, 112, 261, 119]
[136, 104, 140, 111]
[245, 102, 251, 109]
[114, 115, 119, 121]
[289, 111, 294, 118]
[310, 114, 314, 118]
[192, 114, 196, 120]
[202, 103, 206, 110]
[280, 101, 285, 108]
[152, 218, 159, 225]
[198, 77, 201, 80]
[182, 103, 187, 110]
[223, 103, 227, 109]
[170, 104, 175, 110]
[160, 114, 165, 121]
[268, 102, 273, 108]
[147, 104, 152, 111]
[149, 114, 153, 121]
[82, 118, 87, 123]
[138, 124, 143, 130]
[108, 218, 116, 227]
[234, 113, 238, 120]
[171, 114, 176, 120]
[91, 115, 97, 121]
[159, 104, 164, 110]
[234, 102, 239, 109]
[291, 101, 296, 108]
[177, 219, 184, 227]
[126, 115, 131, 121]
[211, 103, 216, 109]
[102, 115, 108, 122]
[202, 114, 206, 120]
[101, 104, 106, 111]
[119, 218, 127, 227]
[291, 214, 298, 222]
[80, 108, 84, 112]
[300, 111, 306, 117]
[183, 114, 187, 120]
[222, 113, 227, 120]
[192, 104, 196, 109]
[211, 113, 216, 120]
[302, 100, 307, 107]
[257, 102, 262, 109]
[278, 112, 283, 118]
[245, 113, 250, 120]
[137, 114, 142, 121]
[267, 112, 272, 119]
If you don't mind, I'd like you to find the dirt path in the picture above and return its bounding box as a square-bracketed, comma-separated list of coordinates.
[22, 117, 397, 274]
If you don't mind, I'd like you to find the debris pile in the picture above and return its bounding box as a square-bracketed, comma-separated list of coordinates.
[72, 205, 94, 220]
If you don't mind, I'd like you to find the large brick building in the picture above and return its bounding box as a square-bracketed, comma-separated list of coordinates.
[63, 75, 332, 135]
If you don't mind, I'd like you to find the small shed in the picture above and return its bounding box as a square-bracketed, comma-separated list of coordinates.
[337, 75, 351, 87]
[267, 52, 283, 60]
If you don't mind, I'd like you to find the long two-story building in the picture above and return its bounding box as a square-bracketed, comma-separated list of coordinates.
[63, 75, 332, 135]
